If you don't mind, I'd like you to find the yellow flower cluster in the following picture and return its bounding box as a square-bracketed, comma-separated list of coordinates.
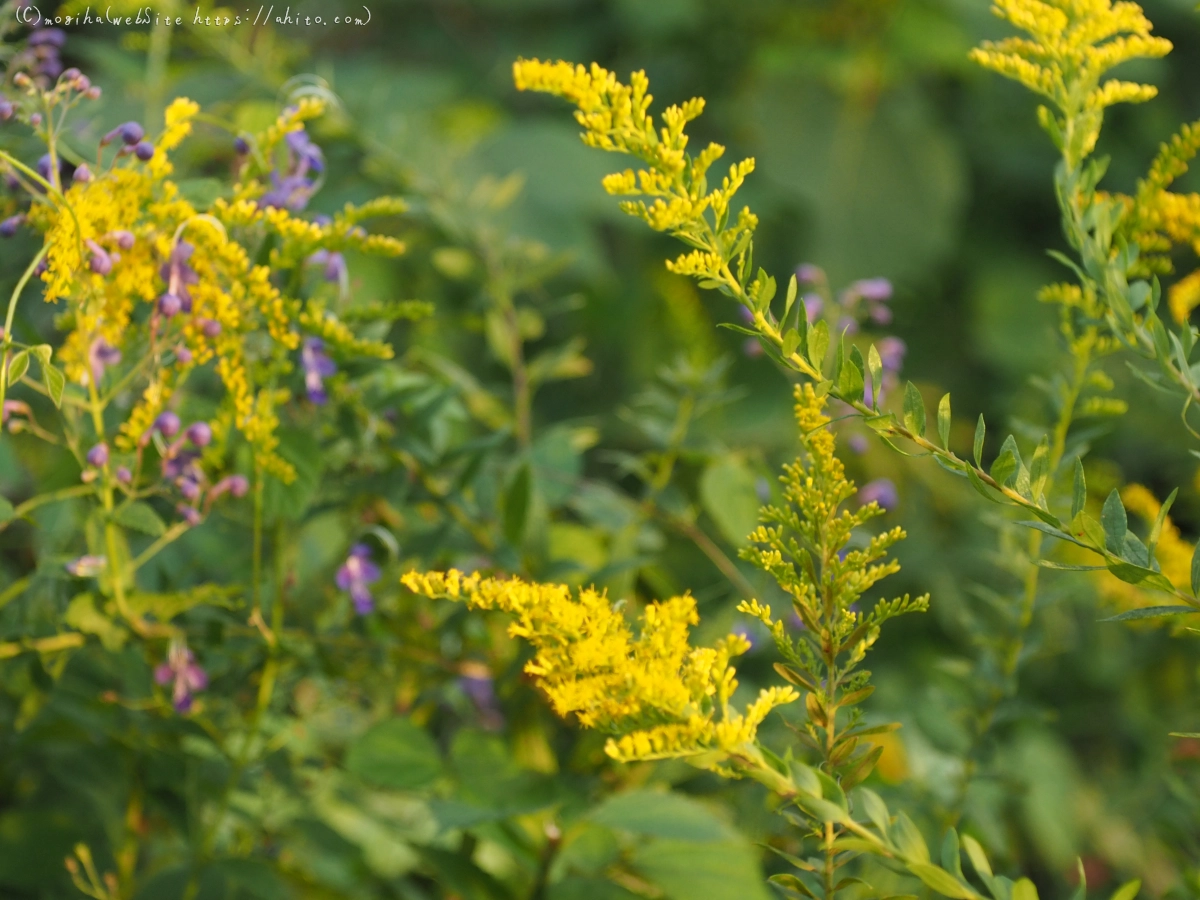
[513, 59, 758, 292]
[28, 97, 407, 480]
[970, 0, 1170, 163]
[401, 570, 797, 766]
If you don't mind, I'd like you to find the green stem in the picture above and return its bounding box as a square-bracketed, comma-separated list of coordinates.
[0, 483, 95, 534]
[0, 245, 50, 413]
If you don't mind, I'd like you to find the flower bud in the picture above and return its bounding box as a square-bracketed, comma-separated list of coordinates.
[72, 163, 93, 184]
[233, 136, 250, 155]
[13, 73, 32, 89]
[102, 121, 144, 146]
[175, 345, 193, 365]
[155, 411, 181, 436]
[85, 239, 113, 275]
[177, 504, 201, 526]
[86, 442, 109, 467]
[111, 230, 135, 250]
[30, 113, 42, 127]
[133, 141, 155, 161]
[85, 87, 102, 101]
[116, 466, 132, 485]
[197, 317, 221, 337]
[178, 477, 201, 502]
[158, 293, 182, 317]
[185, 421, 212, 447]
[0, 99, 13, 121]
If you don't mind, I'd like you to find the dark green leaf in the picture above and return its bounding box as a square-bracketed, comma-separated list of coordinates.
[807, 320, 829, 371]
[1102, 489, 1127, 555]
[0, 495, 13, 525]
[908, 863, 975, 900]
[1147, 488, 1179, 558]
[113, 502, 166, 537]
[502, 462, 532, 545]
[1099, 605, 1199, 622]
[973, 415, 985, 467]
[346, 717, 444, 790]
[1104, 562, 1177, 595]
[1071, 459, 1086, 520]
[631, 839, 773, 900]
[903, 382, 926, 438]
[42, 363, 65, 407]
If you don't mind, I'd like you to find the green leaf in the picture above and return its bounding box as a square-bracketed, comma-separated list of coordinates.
[28, 344, 51, 367]
[839, 345, 865, 399]
[630, 839, 773, 900]
[65, 593, 126, 651]
[1102, 488, 1127, 555]
[1098, 605, 1199, 622]
[973, 415, 985, 467]
[769, 874, 817, 900]
[960, 835, 993, 880]
[502, 462, 532, 546]
[967, 468, 1004, 503]
[113, 502, 166, 537]
[1105, 561, 1176, 594]
[41, 363, 65, 408]
[891, 812, 929, 864]
[0, 495, 13, 526]
[6, 351, 29, 387]
[989, 436, 1020, 487]
[1071, 459, 1086, 520]
[1147, 488, 1178, 559]
[345, 718, 444, 790]
[908, 863, 976, 900]
[868, 345, 884, 407]
[857, 788, 890, 837]
[1012, 878, 1039, 900]
[590, 791, 736, 842]
[781, 329, 801, 359]
[941, 830, 965, 882]
[793, 792, 853, 825]
[784, 273, 798, 318]
[699, 456, 761, 547]
[903, 382, 926, 438]
[937, 393, 951, 449]
[1108, 880, 1141, 900]
[807, 319, 829, 371]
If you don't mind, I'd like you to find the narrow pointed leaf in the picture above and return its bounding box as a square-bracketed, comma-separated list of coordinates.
[937, 394, 951, 448]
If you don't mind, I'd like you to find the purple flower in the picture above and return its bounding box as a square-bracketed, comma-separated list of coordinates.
[307, 249, 346, 284]
[72, 163, 92, 184]
[185, 422, 212, 447]
[116, 466, 132, 485]
[85, 239, 113, 275]
[796, 263, 824, 284]
[36, 154, 53, 181]
[176, 504, 202, 526]
[111, 230, 135, 251]
[210, 474, 249, 499]
[0, 215, 24, 238]
[102, 121, 144, 146]
[301, 337, 336, 404]
[0, 98, 13, 121]
[86, 443, 108, 467]
[802, 294, 824, 323]
[336, 544, 381, 615]
[133, 142, 155, 162]
[175, 345, 193, 365]
[458, 664, 504, 729]
[160, 241, 199, 309]
[28, 28, 65, 82]
[155, 644, 208, 713]
[738, 305, 755, 324]
[154, 411, 181, 437]
[851, 277, 892, 302]
[158, 293, 182, 317]
[197, 317, 221, 337]
[848, 434, 869, 455]
[233, 136, 250, 155]
[858, 478, 898, 511]
[260, 127, 324, 211]
[178, 477, 201, 502]
[877, 336, 906, 372]
[66, 555, 107, 577]
[87, 336, 120, 381]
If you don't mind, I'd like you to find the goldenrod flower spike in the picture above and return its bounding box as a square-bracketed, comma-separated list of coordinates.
[970, 0, 1170, 165]
[401, 569, 797, 769]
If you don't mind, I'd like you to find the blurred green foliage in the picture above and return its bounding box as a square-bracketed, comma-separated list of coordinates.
[3, 0, 1200, 898]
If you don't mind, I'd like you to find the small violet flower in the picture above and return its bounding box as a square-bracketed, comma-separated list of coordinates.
[858, 478, 899, 511]
[159, 241, 199, 313]
[301, 337, 336, 404]
[154, 644, 208, 713]
[307, 248, 346, 284]
[336, 544, 381, 615]
[86, 442, 108, 467]
[260, 127, 324, 211]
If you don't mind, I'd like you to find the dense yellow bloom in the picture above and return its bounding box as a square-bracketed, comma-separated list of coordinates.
[513, 59, 761, 304]
[401, 570, 797, 765]
[971, 0, 1170, 164]
[28, 97, 405, 480]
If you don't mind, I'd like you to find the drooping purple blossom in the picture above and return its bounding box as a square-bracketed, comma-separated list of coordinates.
[858, 478, 898, 511]
[102, 121, 144, 147]
[116, 466, 132, 485]
[209, 474, 249, 500]
[85, 239, 114, 275]
[0, 97, 13, 121]
[0, 215, 23, 238]
[155, 644, 208, 713]
[154, 411, 181, 437]
[176, 503, 202, 526]
[86, 443, 108, 467]
[28, 27, 66, 82]
[72, 163, 92, 184]
[336, 544, 381, 615]
[301, 337, 336, 404]
[185, 422, 212, 447]
[307, 249, 346, 284]
[159, 241, 199, 312]
[111, 230, 135, 251]
[260, 127, 324, 212]
[133, 142, 155, 162]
